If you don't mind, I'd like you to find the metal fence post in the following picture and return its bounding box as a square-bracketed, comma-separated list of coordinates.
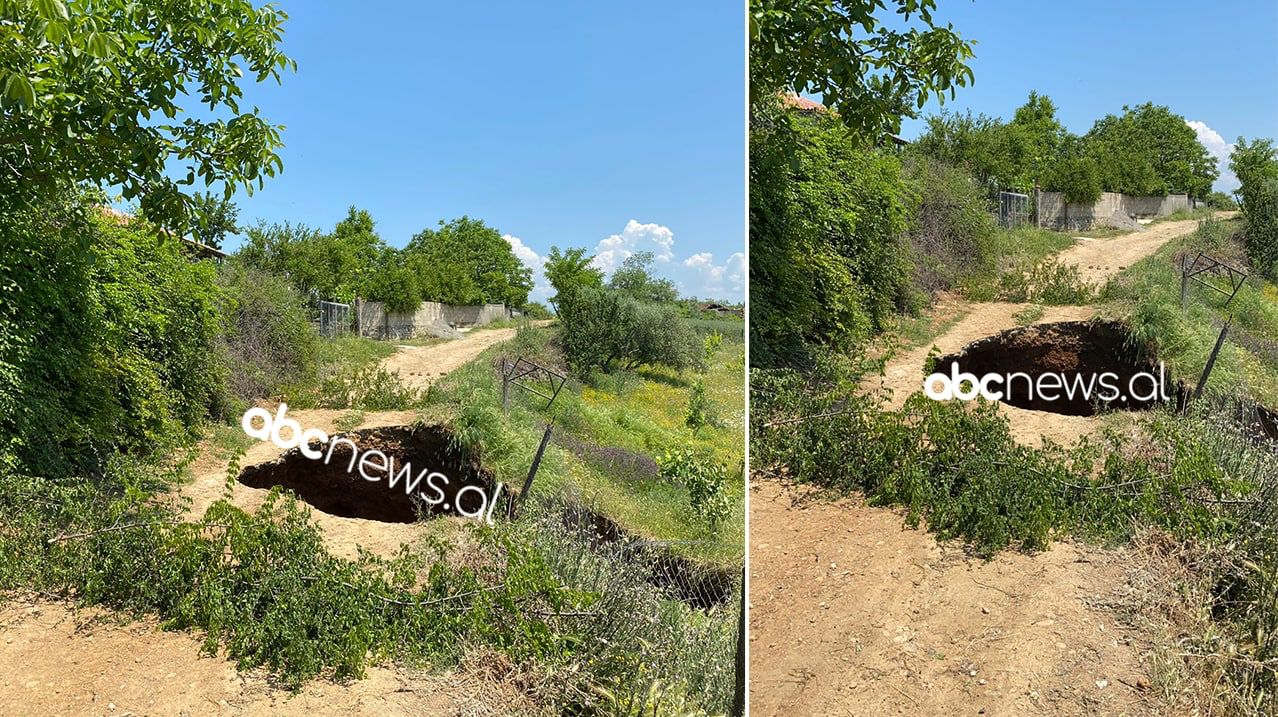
[509, 424, 553, 520]
[1194, 321, 1231, 399]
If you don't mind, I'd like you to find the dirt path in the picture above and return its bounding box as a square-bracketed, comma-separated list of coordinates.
[0, 329, 542, 716]
[749, 481, 1155, 717]
[752, 220, 1212, 715]
[0, 598, 541, 716]
[381, 327, 522, 390]
[873, 218, 1203, 445]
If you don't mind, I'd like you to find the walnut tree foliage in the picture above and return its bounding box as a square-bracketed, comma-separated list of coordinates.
[0, 0, 294, 228]
[749, 0, 974, 143]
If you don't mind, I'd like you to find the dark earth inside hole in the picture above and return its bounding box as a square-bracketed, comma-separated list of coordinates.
[561, 502, 735, 610]
[931, 320, 1176, 417]
[237, 424, 495, 523]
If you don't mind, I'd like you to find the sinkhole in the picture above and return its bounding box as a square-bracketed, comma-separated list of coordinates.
[237, 424, 495, 523]
[929, 320, 1177, 417]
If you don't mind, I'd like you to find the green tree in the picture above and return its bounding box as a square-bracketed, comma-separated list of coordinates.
[543, 246, 604, 311]
[0, 0, 295, 229]
[750, 0, 974, 142]
[1084, 103, 1217, 198]
[1231, 137, 1278, 275]
[1007, 91, 1067, 189]
[186, 192, 240, 250]
[608, 251, 678, 304]
[406, 217, 532, 307]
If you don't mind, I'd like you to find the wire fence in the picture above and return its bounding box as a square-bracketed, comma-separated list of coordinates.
[317, 300, 352, 338]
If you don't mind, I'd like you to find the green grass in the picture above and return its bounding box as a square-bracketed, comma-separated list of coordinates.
[1012, 304, 1045, 325]
[960, 226, 1078, 300]
[881, 305, 971, 353]
[430, 326, 744, 567]
[315, 336, 397, 373]
[1102, 217, 1278, 405]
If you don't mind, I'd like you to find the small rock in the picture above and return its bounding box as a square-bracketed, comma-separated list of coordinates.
[981, 606, 990, 614]
[1096, 679, 1109, 689]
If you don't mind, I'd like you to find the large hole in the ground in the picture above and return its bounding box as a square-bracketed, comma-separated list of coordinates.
[237, 425, 496, 523]
[930, 320, 1175, 416]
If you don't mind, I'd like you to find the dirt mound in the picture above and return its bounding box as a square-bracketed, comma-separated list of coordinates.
[1100, 211, 1146, 232]
[237, 424, 495, 523]
[931, 320, 1173, 416]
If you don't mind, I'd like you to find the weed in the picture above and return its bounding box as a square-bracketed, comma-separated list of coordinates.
[1012, 304, 1045, 325]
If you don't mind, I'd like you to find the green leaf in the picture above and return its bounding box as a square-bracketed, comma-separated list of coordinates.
[6, 74, 35, 107]
[33, 0, 68, 21]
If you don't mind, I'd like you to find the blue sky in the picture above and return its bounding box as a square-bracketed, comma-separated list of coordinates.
[890, 0, 1278, 193]
[214, 2, 745, 302]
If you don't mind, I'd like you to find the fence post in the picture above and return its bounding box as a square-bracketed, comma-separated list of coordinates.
[501, 360, 510, 413]
[509, 424, 553, 520]
[732, 563, 746, 716]
[1179, 255, 1190, 309]
[1194, 321, 1230, 399]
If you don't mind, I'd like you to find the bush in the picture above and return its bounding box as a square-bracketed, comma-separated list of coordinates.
[685, 380, 715, 430]
[750, 108, 911, 366]
[996, 258, 1097, 305]
[1206, 190, 1238, 211]
[902, 156, 998, 295]
[217, 262, 320, 407]
[658, 448, 732, 531]
[1230, 138, 1278, 277]
[0, 194, 224, 478]
[558, 288, 700, 376]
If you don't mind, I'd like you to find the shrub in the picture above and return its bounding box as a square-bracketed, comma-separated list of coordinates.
[750, 109, 911, 366]
[1230, 138, 1278, 277]
[558, 289, 700, 376]
[1206, 190, 1238, 211]
[217, 262, 320, 407]
[658, 448, 731, 530]
[997, 259, 1097, 305]
[316, 366, 424, 410]
[0, 194, 224, 478]
[902, 156, 999, 295]
[685, 380, 715, 430]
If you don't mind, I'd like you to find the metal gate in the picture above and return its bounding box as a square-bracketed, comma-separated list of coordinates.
[998, 191, 1030, 229]
[318, 300, 352, 337]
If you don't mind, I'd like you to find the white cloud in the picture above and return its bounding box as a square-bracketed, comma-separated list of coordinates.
[589, 220, 676, 275]
[503, 234, 553, 304]
[586, 220, 743, 301]
[1187, 120, 1239, 193]
[677, 251, 746, 301]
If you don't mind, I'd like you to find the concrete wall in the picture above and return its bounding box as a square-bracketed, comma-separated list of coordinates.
[1036, 191, 1192, 230]
[353, 299, 512, 339]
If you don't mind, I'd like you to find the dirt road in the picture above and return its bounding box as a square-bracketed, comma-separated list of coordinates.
[381, 327, 523, 390]
[752, 218, 1212, 716]
[873, 217, 1202, 445]
[0, 328, 540, 716]
[749, 482, 1153, 716]
[0, 598, 541, 716]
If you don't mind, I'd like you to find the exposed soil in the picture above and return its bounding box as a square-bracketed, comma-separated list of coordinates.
[1055, 218, 1207, 287]
[931, 320, 1171, 416]
[237, 425, 496, 523]
[382, 325, 547, 391]
[560, 503, 737, 609]
[0, 597, 547, 716]
[872, 218, 1203, 445]
[758, 220, 1217, 715]
[749, 481, 1157, 717]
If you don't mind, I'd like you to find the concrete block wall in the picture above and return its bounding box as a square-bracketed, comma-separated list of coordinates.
[1036, 190, 1192, 230]
[353, 299, 511, 339]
